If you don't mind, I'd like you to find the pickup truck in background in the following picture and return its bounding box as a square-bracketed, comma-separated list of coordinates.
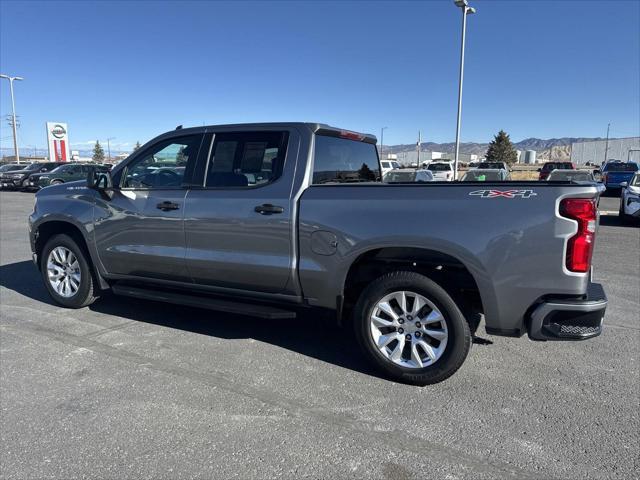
[29, 123, 607, 385]
[538, 161, 576, 180]
[601, 161, 639, 190]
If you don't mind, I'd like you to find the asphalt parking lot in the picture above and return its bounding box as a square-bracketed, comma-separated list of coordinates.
[1, 191, 638, 479]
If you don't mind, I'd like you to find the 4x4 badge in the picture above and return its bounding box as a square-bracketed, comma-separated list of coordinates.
[469, 189, 537, 198]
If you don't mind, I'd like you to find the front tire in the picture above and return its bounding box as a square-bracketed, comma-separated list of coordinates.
[41, 234, 98, 308]
[353, 271, 471, 385]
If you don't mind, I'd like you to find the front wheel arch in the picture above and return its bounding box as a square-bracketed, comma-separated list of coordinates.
[34, 220, 108, 290]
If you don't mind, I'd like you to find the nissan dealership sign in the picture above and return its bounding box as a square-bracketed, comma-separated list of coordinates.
[46, 122, 71, 162]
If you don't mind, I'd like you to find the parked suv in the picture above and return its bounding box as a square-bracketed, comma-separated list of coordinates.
[0, 162, 65, 190]
[426, 162, 454, 181]
[33, 163, 107, 190]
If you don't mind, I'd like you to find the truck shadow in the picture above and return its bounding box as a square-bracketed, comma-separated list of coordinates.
[0, 260, 383, 381]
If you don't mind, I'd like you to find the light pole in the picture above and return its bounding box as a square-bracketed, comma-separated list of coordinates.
[380, 127, 387, 160]
[106, 137, 115, 163]
[603, 123, 610, 165]
[453, 0, 475, 180]
[0, 74, 24, 163]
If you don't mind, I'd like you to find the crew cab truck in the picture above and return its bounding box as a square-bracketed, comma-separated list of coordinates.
[29, 123, 607, 385]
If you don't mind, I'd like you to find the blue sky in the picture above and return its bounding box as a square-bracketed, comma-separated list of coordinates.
[1, 0, 639, 153]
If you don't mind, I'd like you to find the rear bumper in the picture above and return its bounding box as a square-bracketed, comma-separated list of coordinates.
[528, 282, 606, 341]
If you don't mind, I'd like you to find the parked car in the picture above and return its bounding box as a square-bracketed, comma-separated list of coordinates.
[0, 163, 25, 182]
[601, 161, 639, 190]
[380, 160, 401, 177]
[29, 122, 607, 385]
[35, 163, 108, 189]
[383, 169, 434, 183]
[0, 163, 22, 172]
[619, 173, 640, 223]
[473, 161, 510, 171]
[0, 162, 65, 190]
[426, 161, 454, 181]
[460, 168, 510, 181]
[538, 161, 575, 180]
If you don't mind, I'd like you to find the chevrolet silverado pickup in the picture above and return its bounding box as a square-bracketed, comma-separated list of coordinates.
[29, 123, 607, 385]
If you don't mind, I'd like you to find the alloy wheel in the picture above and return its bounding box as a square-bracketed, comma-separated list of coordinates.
[369, 290, 448, 369]
[47, 246, 81, 298]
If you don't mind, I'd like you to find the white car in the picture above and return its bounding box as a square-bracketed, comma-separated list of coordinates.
[380, 160, 401, 177]
[619, 173, 640, 223]
[383, 169, 434, 183]
[427, 162, 454, 181]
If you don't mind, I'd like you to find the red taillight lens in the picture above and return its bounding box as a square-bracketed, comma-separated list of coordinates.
[560, 198, 597, 273]
[339, 130, 365, 141]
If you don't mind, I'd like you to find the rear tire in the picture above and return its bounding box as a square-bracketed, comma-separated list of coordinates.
[353, 271, 471, 385]
[41, 234, 98, 308]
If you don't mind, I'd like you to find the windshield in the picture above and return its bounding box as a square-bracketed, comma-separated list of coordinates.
[427, 163, 451, 172]
[548, 170, 593, 182]
[605, 162, 638, 172]
[462, 171, 503, 181]
[0, 164, 21, 172]
[543, 162, 572, 171]
[391, 161, 400, 169]
[477, 162, 504, 169]
[384, 171, 416, 182]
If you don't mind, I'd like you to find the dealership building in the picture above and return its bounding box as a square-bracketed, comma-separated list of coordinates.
[570, 137, 640, 165]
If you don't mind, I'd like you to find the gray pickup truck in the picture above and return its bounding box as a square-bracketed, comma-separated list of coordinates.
[29, 123, 607, 384]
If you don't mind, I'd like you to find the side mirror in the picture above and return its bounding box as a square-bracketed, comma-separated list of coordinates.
[537, 168, 542, 172]
[620, 182, 628, 188]
[87, 166, 113, 190]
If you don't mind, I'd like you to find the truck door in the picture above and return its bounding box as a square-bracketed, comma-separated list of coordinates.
[93, 133, 205, 282]
[183, 129, 298, 294]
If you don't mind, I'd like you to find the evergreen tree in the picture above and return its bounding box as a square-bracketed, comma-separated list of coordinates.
[134, 141, 141, 151]
[92, 141, 105, 162]
[485, 130, 518, 165]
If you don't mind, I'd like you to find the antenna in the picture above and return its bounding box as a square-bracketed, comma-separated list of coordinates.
[176, 125, 183, 130]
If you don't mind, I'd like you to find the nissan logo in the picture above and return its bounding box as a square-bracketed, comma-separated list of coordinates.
[51, 125, 66, 139]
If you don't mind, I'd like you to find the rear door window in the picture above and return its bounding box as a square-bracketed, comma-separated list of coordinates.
[204, 131, 288, 188]
[313, 135, 380, 184]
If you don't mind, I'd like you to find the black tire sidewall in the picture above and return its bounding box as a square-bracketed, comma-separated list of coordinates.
[41, 234, 94, 308]
[354, 271, 471, 385]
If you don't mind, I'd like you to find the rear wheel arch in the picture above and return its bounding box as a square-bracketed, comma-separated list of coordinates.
[341, 247, 487, 333]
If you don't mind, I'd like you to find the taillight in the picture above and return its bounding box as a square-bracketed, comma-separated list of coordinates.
[339, 130, 365, 141]
[560, 198, 597, 273]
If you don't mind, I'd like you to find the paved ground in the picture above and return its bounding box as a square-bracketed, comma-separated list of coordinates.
[1, 191, 638, 479]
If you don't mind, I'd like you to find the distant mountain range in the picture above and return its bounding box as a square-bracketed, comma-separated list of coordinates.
[385, 137, 610, 161]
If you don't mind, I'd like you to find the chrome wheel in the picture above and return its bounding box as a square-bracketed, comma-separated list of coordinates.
[47, 246, 81, 298]
[369, 290, 448, 369]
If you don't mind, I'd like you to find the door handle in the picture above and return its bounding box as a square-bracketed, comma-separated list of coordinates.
[254, 204, 284, 215]
[156, 201, 180, 211]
